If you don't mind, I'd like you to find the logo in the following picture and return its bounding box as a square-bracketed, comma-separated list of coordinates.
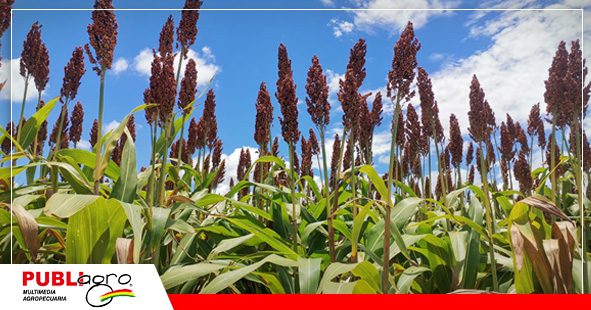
[78, 273, 135, 307]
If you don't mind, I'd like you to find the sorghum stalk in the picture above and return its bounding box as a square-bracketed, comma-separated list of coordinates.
[175, 47, 186, 168]
[348, 131, 358, 262]
[384, 97, 401, 293]
[288, 142, 299, 252]
[431, 121, 447, 198]
[550, 107, 557, 203]
[93, 72, 106, 194]
[319, 126, 335, 261]
[16, 76, 29, 143]
[572, 119, 587, 292]
[52, 101, 69, 192]
[479, 141, 498, 291]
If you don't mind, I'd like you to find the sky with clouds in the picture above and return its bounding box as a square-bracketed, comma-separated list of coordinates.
[1, 0, 588, 188]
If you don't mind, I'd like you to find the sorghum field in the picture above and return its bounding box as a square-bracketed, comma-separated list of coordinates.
[0, 0, 589, 294]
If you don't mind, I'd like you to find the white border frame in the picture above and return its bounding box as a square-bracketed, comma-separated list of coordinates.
[8, 6, 587, 294]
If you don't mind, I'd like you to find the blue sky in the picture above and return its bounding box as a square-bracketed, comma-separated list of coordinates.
[1, 0, 587, 187]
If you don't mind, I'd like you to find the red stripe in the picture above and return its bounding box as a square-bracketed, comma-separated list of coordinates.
[168, 294, 591, 310]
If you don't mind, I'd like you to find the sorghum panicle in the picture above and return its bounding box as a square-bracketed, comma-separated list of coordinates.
[86, 0, 118, 74]
[544, 41, 569, 128]
[417, 67, 443, 141]
[212, 139, 222, 168]
[308, 129, 319, 156]
[514, 150, 533, 193]
[187, 117, 199, 155]
[60, 47, 86, 103]
[177, 0, 202, 57]
[306, 56, 330, 127]
[449, 114, 463, 168]
[468, 75, 490, 143]
[330, 134, 341, 185]
[466, 142, 474, 166]
[387, 22, 420, 102]
[203, 89, 218, 148]
[69, 102, 84, 145]
[50, 109, 68, 148]
[178, 59, 197, 114]
[276, 44, 300, 144]
[90, 119, 98, 147]
[1, 121, 14, 154]
[254, 82, 273, 148]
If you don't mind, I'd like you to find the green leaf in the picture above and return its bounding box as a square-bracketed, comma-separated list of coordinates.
[65, 197, 126, 263]
[397, 266, 430, 293]
[463, 197, 483, 289]
[351, 261, 381, 292]
[359, 165, 389, 203]
[119, 202, 144, 264]
[56, 148, 119, 180]
[208, 234, 254, 259]
[111, 131, 138, 203]
[225, 217, 298, 260]
[44, 194, 100, 218]
[298, 257, 322, 294]
[161, 263, 227, 290]
[18, 96, 59, 149]
[317, 262, 357, 293]
[199, 254, 296, 294]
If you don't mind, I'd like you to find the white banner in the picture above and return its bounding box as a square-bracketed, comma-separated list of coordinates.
[0, 264, 173, 309]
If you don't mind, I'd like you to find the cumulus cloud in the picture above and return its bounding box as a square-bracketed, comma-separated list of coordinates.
[133, 46, 220, 88]
[0, 58, 43, 101]
[75, 139, 92, 151]
[213, 146, 259, 194]
[321, 0, 335, 7]
[104, 120, 120, 133]
[431, 9, 582, 134]
[337, 0, 460, 35]
[112, 57, 129, 75]
[330, 19, 354, 37]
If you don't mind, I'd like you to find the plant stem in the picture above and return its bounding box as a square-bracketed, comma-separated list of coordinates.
[146, 122, 157, 227]
[288, 142, 298, 252]
[157, 119, 173, 206]
[320, 126, 335, 262]
[572, 118, 588, 293]
[176, 114, 187, 168]
[349, 132, 358, 263]
[93, 71, 106, 195]
[51, 102, 69, 193]
[16, 75, 30, 143]
[431, 121, 447, 199]
[550, 113, 557, 204]
[383, 96, 401, 293]
[32, 92, 42, 159]
[479, 141, 498, 291]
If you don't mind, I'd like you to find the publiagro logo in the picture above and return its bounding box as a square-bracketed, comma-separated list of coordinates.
[22, 271, 136, 308]
[78, 273, 136, 307]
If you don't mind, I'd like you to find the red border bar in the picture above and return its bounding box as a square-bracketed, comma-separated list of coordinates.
[169, 294, 591, 310]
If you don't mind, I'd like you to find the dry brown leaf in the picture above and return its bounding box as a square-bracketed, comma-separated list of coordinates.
[520, 195, 571, 222]
[116, 238, 134, 264]
[11, 204, 40, 261]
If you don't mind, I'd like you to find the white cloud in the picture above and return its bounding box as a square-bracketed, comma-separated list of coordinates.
[104, 120, 120, 133]
[326, 69, 343, 97]
[321, 0, 335, 7]
[341, 0, 461, 34]
[112, 57, 129, 75]
[430, 8, 582, 135]
[133, 46, 220, 88]
[75, 139, 92, 151]
[0, 58, 42, 101]
[213, 146, 260, 194]
[330, 19, 354, 37]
